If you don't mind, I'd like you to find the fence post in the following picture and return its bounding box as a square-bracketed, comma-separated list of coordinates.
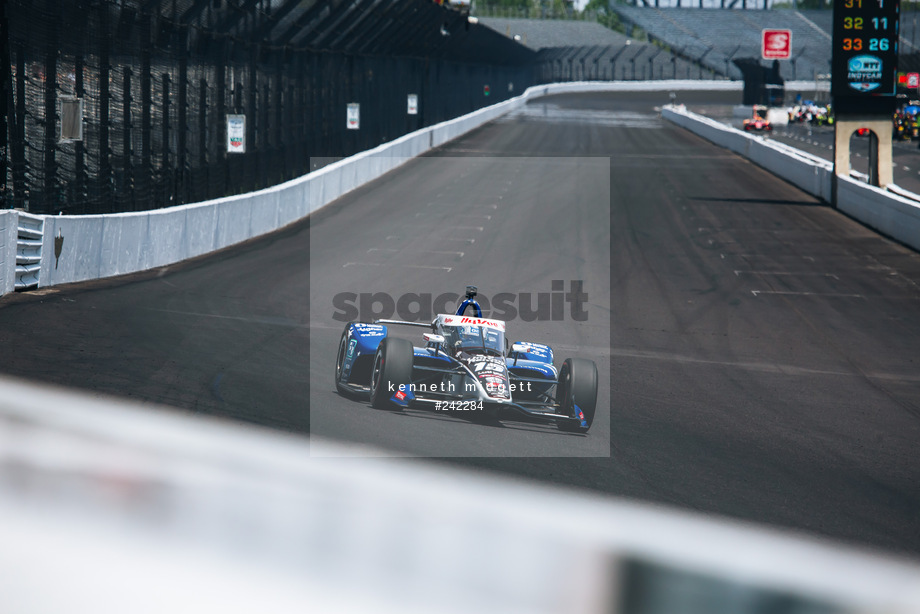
[294, 50, 305, 176]
[177, 29, 188, 206]
[161, 72, 170, 208]
[97, 10, 110, 214]
[139, 12, 152, 211]
[122, 67, 134, 212]
[259, 58, 270, 188]
[198, 77, 207, 202]
[42, 8, 59, 214]
[72, 54, 85, 213]
[0, 3, 7, 210]
[11, 43, 25, 210]
[274, 51, 285, 183]
[310, 52, 319, 168]
[214, 41, 226, 199]
[247, 49, 258, 192]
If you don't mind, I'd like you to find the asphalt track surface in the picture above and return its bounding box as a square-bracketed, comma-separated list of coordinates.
[2, 91, 920, 556]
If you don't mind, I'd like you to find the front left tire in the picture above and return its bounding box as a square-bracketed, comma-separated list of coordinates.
[369, 337, 414, 409]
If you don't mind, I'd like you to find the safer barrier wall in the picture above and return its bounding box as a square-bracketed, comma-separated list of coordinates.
[10, 81, 739, 295]
[662, 105, 920, 253]
[837, 176, 920, 249]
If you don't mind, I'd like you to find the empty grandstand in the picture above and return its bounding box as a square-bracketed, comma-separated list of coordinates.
[611, 6, 919, 81]
[535, 43, 718, 81]
[480, 17, 716, 81]
[481, 17, 630, 48]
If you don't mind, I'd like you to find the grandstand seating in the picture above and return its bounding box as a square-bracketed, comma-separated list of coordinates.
[481, 18, 714, 81]
[611, 6, 840, 80]
[484, 10, 920, 86]
[480, 18, 631, 49]
[612, 7, 920, 82]
[535, 43, 713, 81]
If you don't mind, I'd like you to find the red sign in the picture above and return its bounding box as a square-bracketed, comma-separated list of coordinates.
[909, 73, 920, 88]
[762, 29, 791, 60]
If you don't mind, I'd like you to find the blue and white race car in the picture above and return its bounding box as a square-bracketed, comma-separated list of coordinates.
[334, 286, 598, 433]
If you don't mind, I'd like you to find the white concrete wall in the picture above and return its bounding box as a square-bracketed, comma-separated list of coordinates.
[746, 138, 834, 204]
[837, 176, 920, 249]
[7, 80, 747, 295]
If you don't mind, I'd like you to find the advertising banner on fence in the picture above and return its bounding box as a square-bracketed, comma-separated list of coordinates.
[347, 103, 360, 130]
[407, 94, 418, 115]
[226, 114, 245, 153]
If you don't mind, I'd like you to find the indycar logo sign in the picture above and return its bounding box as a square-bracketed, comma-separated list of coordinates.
[847, 55, 883, 92]
[762, 29, 791, 60]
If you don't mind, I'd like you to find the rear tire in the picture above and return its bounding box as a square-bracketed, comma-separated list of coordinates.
[369, 337, 414, 409]
[556, 357, 598, 433]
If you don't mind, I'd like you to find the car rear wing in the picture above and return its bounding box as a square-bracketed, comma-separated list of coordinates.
[374, 318, 432, 328]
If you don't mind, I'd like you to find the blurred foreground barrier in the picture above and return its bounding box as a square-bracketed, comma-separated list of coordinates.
[662, 105, 920, 253]
[1, 374, 920, 614]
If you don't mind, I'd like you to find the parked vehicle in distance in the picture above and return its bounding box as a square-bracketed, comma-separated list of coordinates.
[743, 105, 773, 132]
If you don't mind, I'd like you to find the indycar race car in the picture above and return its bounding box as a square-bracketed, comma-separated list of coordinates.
[743, 105, 773, 132]
[334, 286, 598, 433]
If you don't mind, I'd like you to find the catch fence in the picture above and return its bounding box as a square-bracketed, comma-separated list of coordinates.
[2, 0, 534, 215]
